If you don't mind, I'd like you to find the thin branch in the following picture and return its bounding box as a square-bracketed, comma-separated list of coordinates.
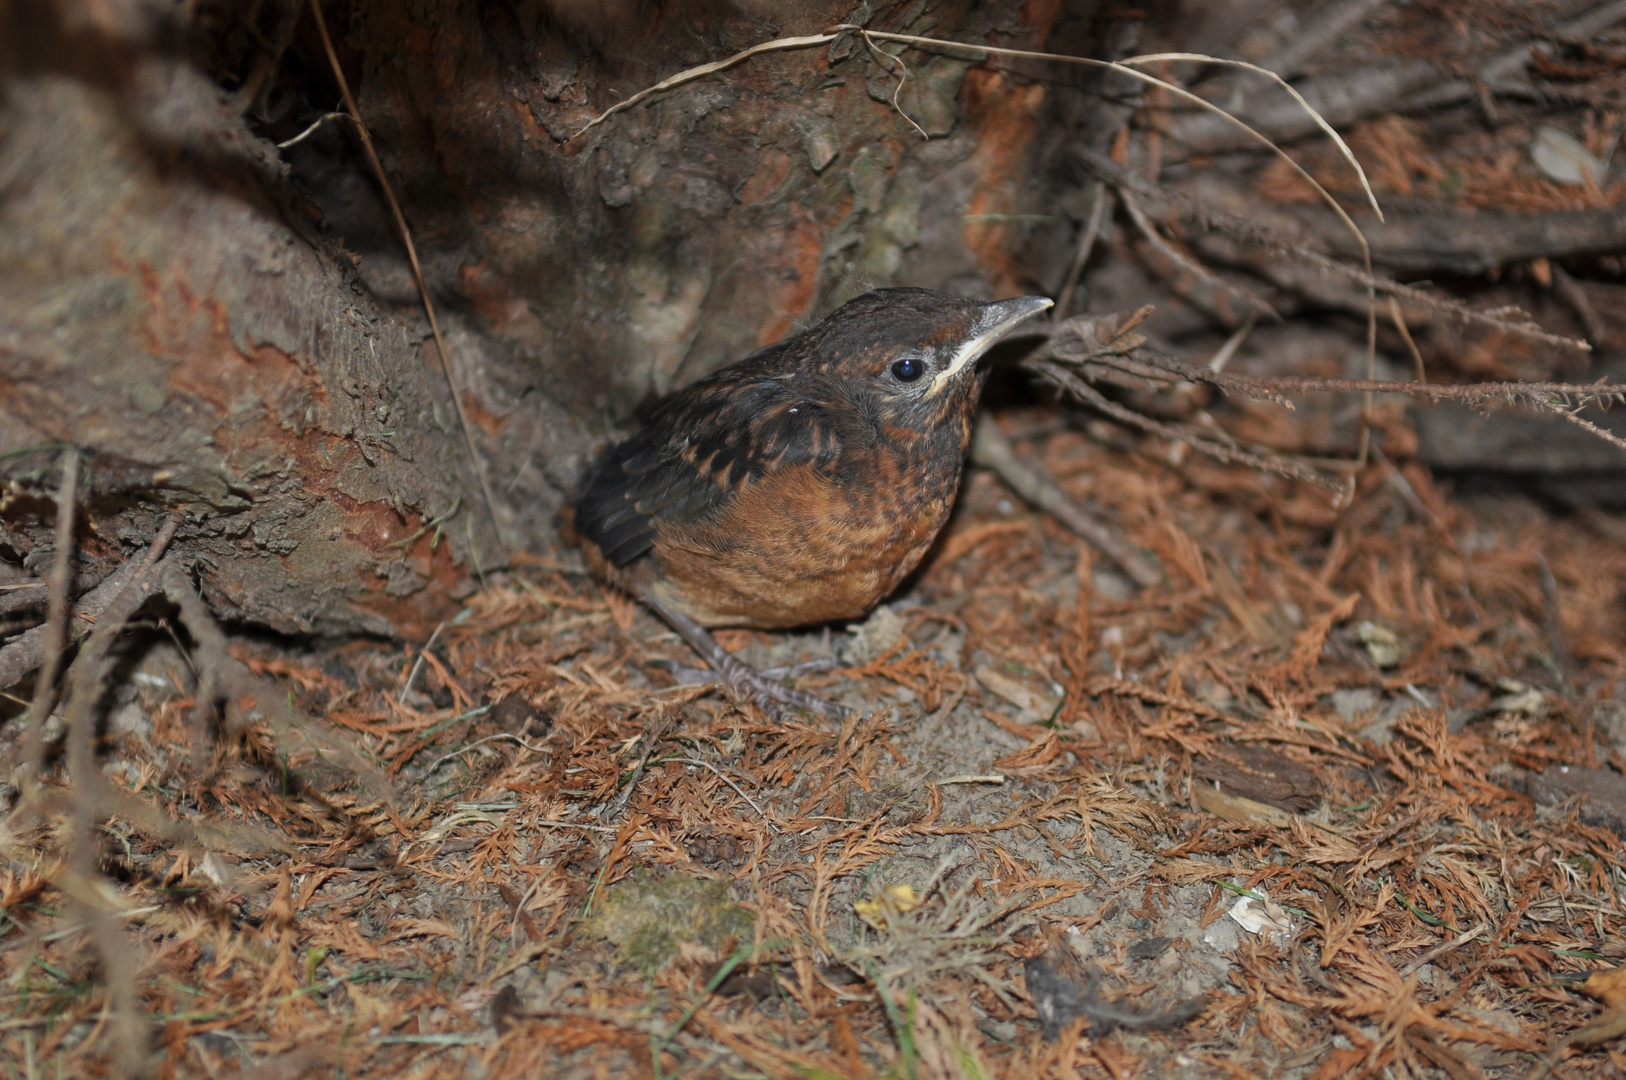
[425, 732, 551, 776]
[668, 757, 772, 822]
[0, 515, 182, 693]
[1131, 362, 1626, 411]
[16, 449, 79, 796]
[599, 714, 679, 823]
[1555, 408, 1626, 454]
[1119, 186, 1275, 318]
[1068, 146, 1588, 352]
[57, 555, 176, 1073]
[306, 0, 504, 550]
[1028, 356, 1341, 488]
[161, 561, 395, 797]
[1398, 921, 1488, 978]
[1053, 181, 1109, 323]
[58, 558, 177, 765]
[1029, 310, 1626, 478]
[132, 515, 185, 576]
[969, 419, 1163, 588]
[401, 620, 446, 705]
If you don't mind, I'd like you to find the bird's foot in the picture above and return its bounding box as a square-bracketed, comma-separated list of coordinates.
[718, 656, 848, 722]
[643, 599, 848, 722]
[650, 657, 838, 686]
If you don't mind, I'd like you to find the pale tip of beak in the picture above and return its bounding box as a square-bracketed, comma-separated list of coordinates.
[928, 295, 1054, 394]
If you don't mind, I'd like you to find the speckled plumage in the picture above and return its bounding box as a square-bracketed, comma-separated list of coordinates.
[571, 287, 1050, 718]
[574, 288, 1050, 629]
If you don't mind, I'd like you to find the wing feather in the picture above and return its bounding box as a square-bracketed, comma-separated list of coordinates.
[573, 364, 846, 568]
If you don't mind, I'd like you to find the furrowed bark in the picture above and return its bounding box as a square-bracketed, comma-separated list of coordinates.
[0, 0, 1086, 640]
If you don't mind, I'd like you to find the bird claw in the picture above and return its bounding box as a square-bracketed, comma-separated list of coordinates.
[641, 597, 849, 723]
[649, 656, 838, 683]
[727, 662, 848, 722]
[772, 657, 842, 679]
[648, 657, 847, 721]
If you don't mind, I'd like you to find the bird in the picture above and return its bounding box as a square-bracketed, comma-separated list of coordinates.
[570, 286, 1053, 720]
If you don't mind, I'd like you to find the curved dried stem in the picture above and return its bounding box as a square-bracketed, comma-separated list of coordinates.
[858, 31, 928, 139]
[570, 26, 1380, 258]
[1054, 181, 1109, 322]
[571, 33, 839, 138]
[837, 28, 1379, 251]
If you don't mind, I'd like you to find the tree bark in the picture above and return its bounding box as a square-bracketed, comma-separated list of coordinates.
[0, 0, 1098, 639]
[2, 2, 513, 639]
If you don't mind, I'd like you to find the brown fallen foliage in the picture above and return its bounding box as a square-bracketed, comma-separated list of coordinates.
[3, 399, 1625, 1078]
[7, 2, 1626, 1078]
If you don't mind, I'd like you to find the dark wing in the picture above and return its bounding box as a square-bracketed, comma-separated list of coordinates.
[572, 367, 849, 567]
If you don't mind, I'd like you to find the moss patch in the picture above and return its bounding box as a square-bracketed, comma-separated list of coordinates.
[583, 870, 753, 971]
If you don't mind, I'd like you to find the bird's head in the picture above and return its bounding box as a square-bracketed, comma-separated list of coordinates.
[799, 287, 1053, 430]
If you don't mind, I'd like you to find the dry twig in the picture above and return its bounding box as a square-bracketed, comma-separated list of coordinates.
[306, 0, 503, 549]
[1053, 181, 1110, 323]
[970, 419, 1163, 588]
[15, 450, 79, 793]
[0, 514, 181, 693]
[1069, 146, 1588, 352]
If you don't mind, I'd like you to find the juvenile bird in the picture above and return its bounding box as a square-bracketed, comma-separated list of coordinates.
[571, 287, 1052, 719]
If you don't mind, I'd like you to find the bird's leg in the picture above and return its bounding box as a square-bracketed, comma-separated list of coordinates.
[648, 657, 839, 686]
[643, 597, 849, 721]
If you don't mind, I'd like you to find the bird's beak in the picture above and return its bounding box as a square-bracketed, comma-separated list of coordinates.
[927, 295, 1054, 396]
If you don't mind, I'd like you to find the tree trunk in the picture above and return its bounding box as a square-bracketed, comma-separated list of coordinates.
[0, 0, 1102, 641]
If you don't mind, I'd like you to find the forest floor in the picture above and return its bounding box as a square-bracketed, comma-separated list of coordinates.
[6, 1, 1626, 1077]
[4, 398, 1626, 1080]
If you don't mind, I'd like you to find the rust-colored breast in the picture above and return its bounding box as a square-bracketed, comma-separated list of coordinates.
[647, 426, 966, 628]
[570, 287, 1003, 630]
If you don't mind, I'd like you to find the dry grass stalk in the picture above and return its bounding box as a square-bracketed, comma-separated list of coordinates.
[305, 0, 502, 544]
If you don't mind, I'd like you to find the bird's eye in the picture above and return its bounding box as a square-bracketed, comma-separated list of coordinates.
[891, 357, 924, 383]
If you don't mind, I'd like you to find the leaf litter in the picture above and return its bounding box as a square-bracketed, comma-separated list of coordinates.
[3, 396, 1623, 1078]
[6, 2, 1626, 1077]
